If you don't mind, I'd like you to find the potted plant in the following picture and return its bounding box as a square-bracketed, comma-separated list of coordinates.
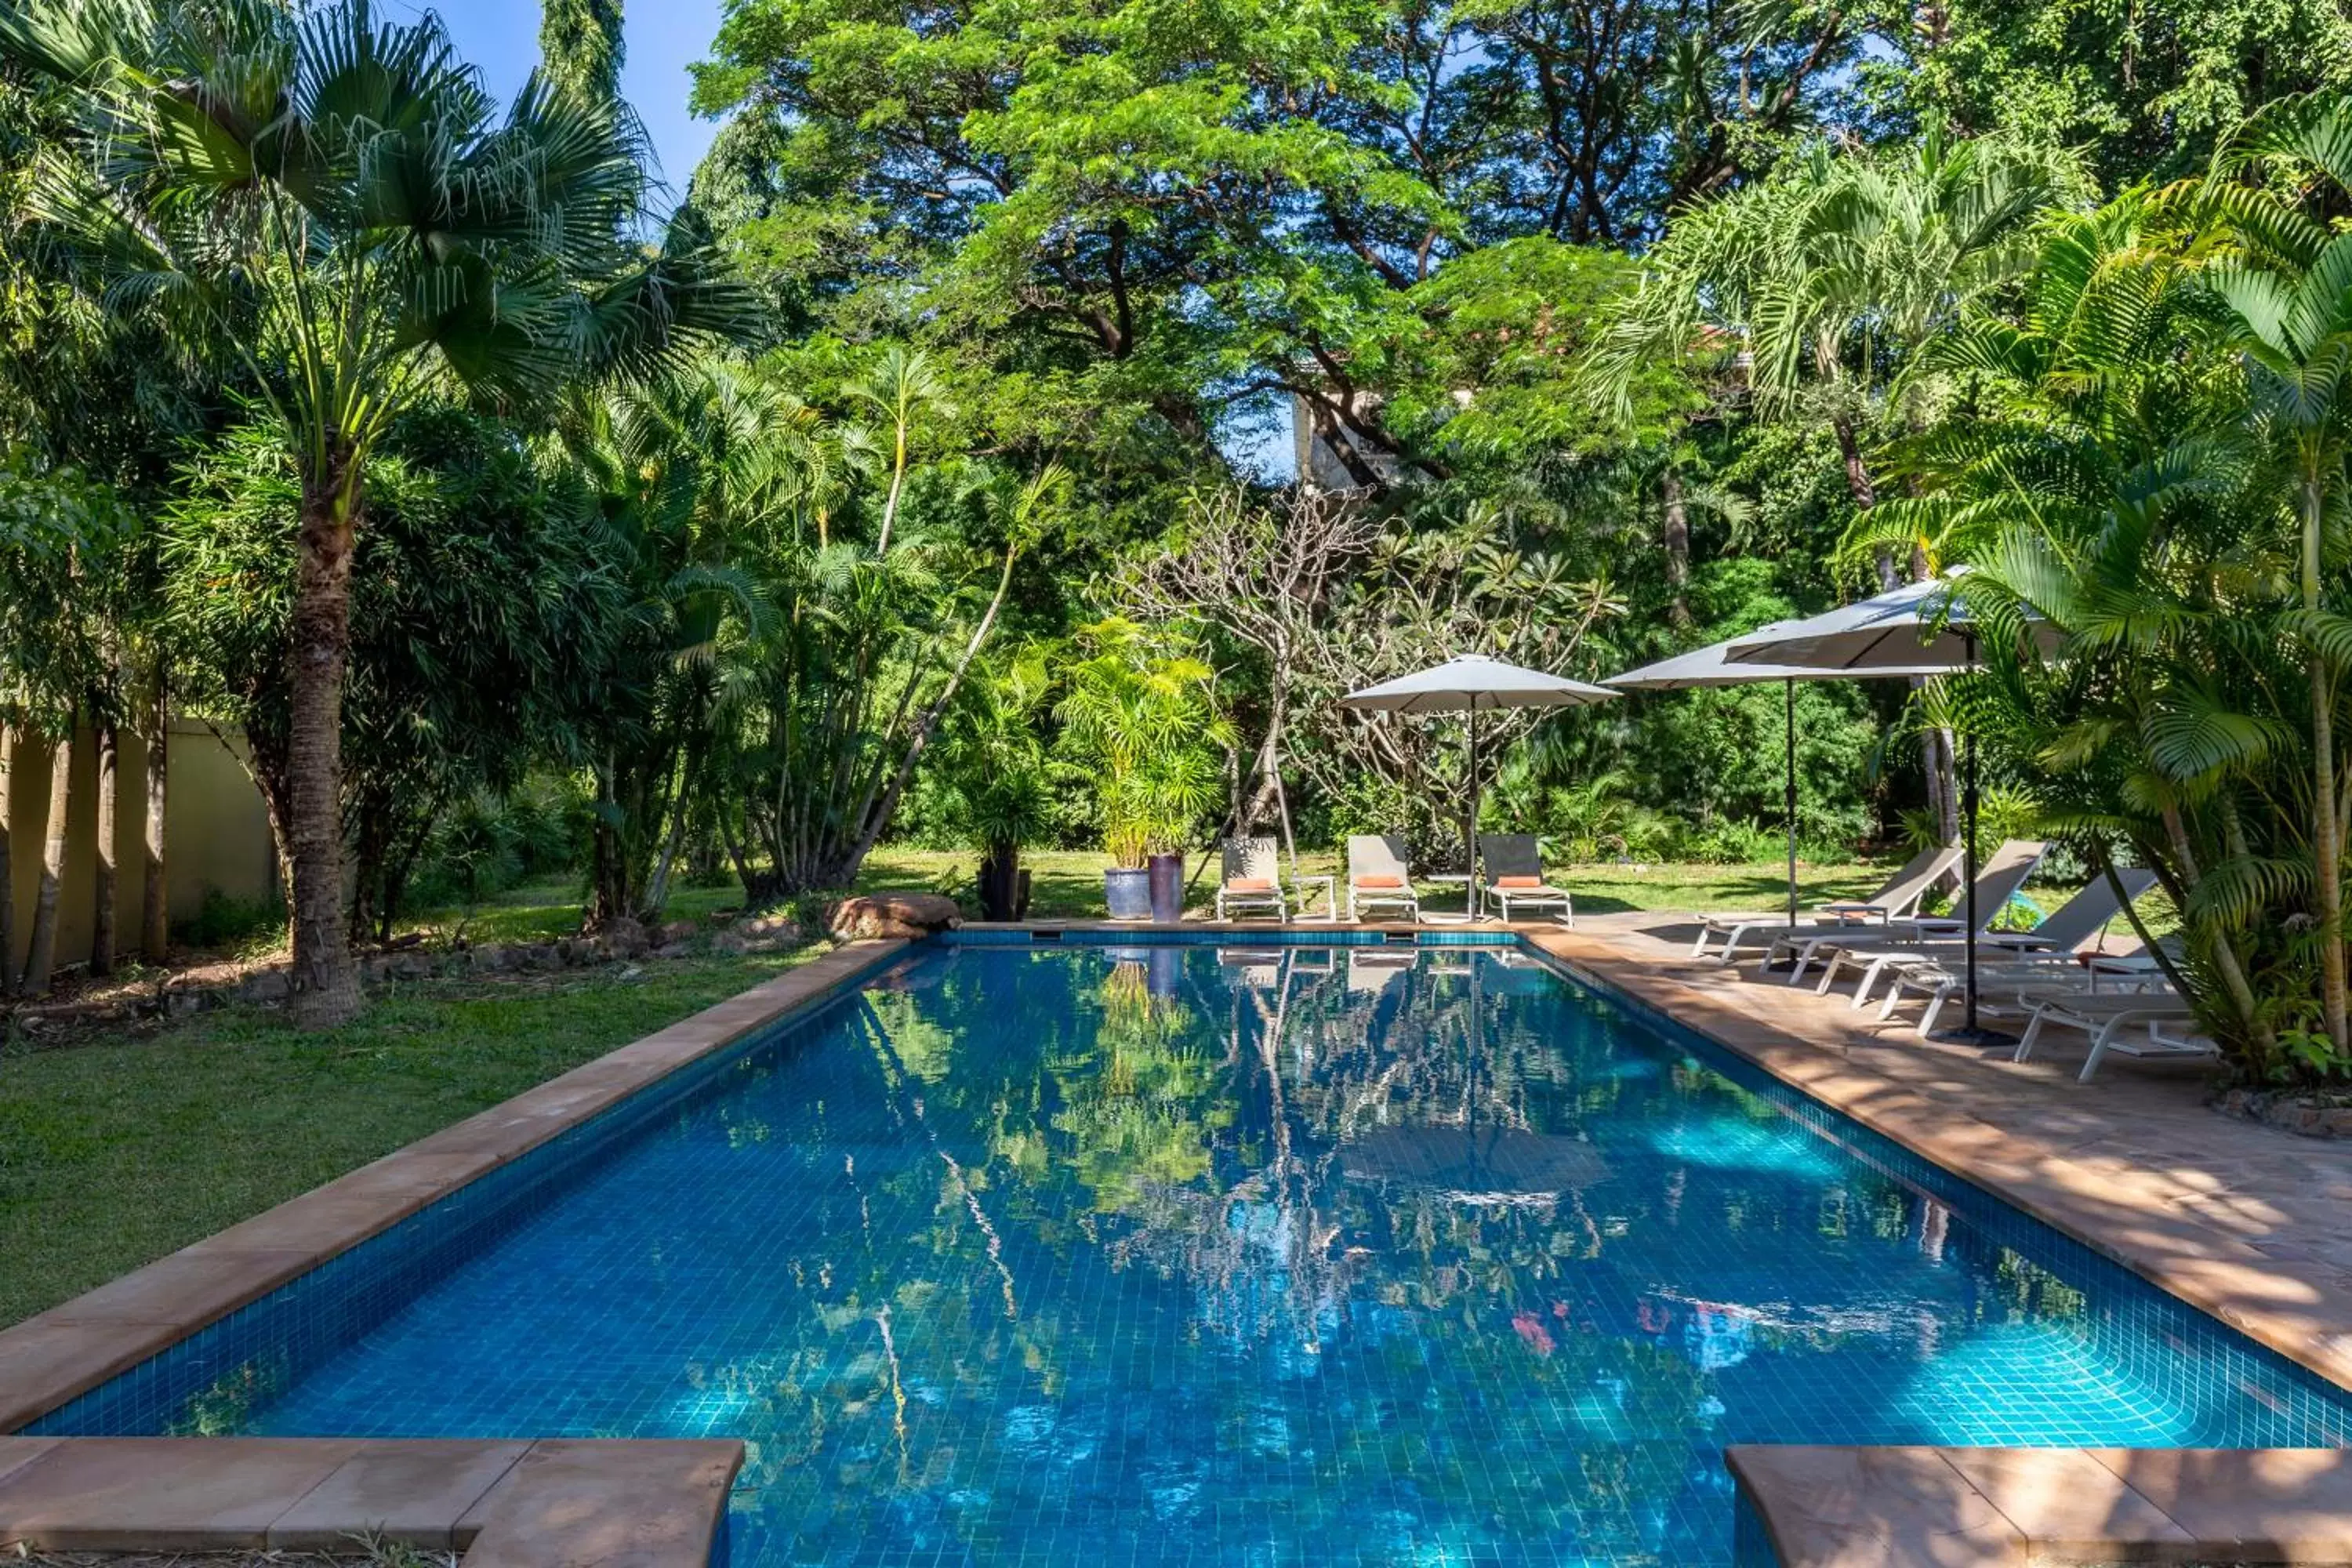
[1060, 618, 1232, 922]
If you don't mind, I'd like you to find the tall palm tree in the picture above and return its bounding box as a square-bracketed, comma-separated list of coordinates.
[2201, 92, 2352, 1054]
[0, 0, 743, 1022]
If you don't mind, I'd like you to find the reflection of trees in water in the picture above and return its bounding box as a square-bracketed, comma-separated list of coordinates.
[717, 947, 2125, 1561]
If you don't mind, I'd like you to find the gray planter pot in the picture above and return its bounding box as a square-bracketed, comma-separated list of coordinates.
[1147, 851, 1185, 924]
[1104, 866, 1152, 920]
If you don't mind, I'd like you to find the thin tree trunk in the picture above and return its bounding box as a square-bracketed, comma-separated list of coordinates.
[1661, 468, 1692, 628]
[842, 535, 1022, 877]
[92, 722, 118, 977]
[287, 460, 363, 1027]
[2303, 472, 2348, 1051]
[23, 730, 71, 996]
[0, 725, 16, 1000]
[141, 689, 167, 960]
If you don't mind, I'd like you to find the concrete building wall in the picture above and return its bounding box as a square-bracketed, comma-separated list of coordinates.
[2, 720, 278, 978]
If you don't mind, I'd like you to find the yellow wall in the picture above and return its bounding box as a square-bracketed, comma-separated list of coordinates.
[3, 720, 278, 978]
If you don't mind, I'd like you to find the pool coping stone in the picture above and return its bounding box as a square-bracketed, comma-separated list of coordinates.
[0, 1436, 742, 1560]
[1729, 1445, 2352, 1566]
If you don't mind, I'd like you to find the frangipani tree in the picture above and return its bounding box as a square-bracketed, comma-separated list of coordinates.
[0, 0, 744, 1022]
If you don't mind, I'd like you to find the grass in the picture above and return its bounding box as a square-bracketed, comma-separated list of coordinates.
[851, 847, 1899, 920]
[0, 945, 822, 1330]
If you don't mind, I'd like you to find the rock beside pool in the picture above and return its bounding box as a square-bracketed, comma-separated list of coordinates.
[830, 892, 964, 940]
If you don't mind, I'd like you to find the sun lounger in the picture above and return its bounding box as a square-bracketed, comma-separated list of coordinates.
[1346, 835, 1421, 923]
[1479, 834, 1573, 926]
[1857, 869, 2163, 1022]
[2009, 987, 2212, 1081]
[1214, 837, 1288, 922]
[1780, 840, 2046, 989]
[1346, 947, 1417, 993]
[1693, 843, 1960, 964]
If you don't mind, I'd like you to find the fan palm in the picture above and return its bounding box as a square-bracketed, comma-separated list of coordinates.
[0, 0, 745, 1022]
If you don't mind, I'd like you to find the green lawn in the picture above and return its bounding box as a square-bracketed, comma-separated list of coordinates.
[0, 946, 822, 1330]
[389, 850, 1909, 940]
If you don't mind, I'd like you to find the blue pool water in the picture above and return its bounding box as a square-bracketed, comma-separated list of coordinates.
[32, 940, 2352, 1566]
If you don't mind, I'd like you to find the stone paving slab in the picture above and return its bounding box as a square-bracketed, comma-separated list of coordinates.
[1523, 916, 2352, 1394]
[0, 938, 909, 1435]
[0, 1436, 365, 1549]
[459, 1439, 742, 1568]
[1732, 1446, 2352, 1566]
[268, 1437, 530, 1549]
[0, 1438, 739, 1563]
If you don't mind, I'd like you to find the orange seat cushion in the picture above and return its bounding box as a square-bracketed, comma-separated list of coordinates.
[1226, 877, 1276, 893]
[1495, 875, 1544, 889]
[1356, 874, 1405, 889]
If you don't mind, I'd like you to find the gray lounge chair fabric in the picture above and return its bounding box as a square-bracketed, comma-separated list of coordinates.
[1479, 834, 1573, 926]
[1214, 837, 1288, 922]
[1346, 835, 1420, 923]
[1693, 843, 1960, 964]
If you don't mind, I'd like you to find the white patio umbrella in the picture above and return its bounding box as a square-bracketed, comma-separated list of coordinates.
[1725, 572, 2049, 1038]
[1340, 655, 1618, 908]
[1605, 632, 1942, 928]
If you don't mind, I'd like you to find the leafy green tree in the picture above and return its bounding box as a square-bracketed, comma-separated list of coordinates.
[1889, 169, 2352, 1079]
[690, 0, 1882, 495]
[0, 459, 130, 994]
[1896, 0, 2352, 189]
[541, 0, 624, 106]
[162, 408, 636, 943]
[0, 0, 743, 1022]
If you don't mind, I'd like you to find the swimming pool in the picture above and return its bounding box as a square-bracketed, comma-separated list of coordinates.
[29, 938, 2352, 1566]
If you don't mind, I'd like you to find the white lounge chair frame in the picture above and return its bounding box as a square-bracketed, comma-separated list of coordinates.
[1780, 840, 2047, 988]
[1860, 869, 2162, 1029]
[2010, 988, 2212, 1081]
[1479, 834, 1573, 926]
[1695, 844, 1960, 965]
[1346, 834, 1421, 923]
[1214, 837, 1289, 923]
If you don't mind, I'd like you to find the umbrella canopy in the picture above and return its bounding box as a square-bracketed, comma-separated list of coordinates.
[1606, 632, 1944, 928]
[1723, 572, 2053, 672]
[1608, 630, 1945, 690]
[1342, 1124, 1609, 1199]
[1341, 654, 1619, 713]
[1339, 655, 1617, 914]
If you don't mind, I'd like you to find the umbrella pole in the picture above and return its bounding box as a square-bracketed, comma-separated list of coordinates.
[1963, 636, 1980, 1033]
[1466, 707, 1481, 915]
[1784, 677, 1798, 929]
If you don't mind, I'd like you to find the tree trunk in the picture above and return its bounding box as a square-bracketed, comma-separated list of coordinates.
[141, 691, 167, 961]
[92, 723, 118, 977]
[1661, 469, 1692, 628]
[287, 456, 363, 1027]
[2303, 471, 2348, 1051]
[22, 731, 71, 996]
[0, 725, 16, 1001]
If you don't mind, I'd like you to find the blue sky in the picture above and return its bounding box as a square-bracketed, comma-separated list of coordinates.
[389, 0, 731, 200]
